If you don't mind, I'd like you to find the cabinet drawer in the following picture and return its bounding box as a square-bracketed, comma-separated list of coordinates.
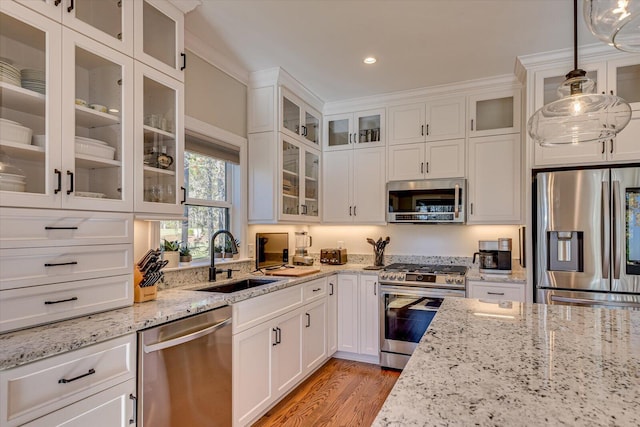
[22, 379, 136, 427]
[0, 275, 132, 333]
[0, 209, 133, 249]
[468, 281, 525, 302]
[0, 244, 132, 291]
[0, 334, 136, 427]
[303, 277, 327, 302]
[233, 285, 303, 334]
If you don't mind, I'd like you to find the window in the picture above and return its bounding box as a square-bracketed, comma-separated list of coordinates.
[161, 131, 241, 261]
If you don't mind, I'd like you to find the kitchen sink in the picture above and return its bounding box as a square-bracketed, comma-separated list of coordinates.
[197, 278, 279, 294]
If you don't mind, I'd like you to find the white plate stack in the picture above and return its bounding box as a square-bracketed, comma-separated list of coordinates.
[21, 68, 46, 95]
[0, 59, 21, 87]
[75, 136, 116, 160]
[0, 172, 26, 192]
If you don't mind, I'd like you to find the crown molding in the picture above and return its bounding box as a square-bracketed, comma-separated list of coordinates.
[185, 29, 249, 85]
[515, 42, 637, 71]
[167, 0, 202, 14]
[248, 68, 324, 112]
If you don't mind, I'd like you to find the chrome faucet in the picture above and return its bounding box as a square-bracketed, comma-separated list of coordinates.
[209, 230, 239, 281]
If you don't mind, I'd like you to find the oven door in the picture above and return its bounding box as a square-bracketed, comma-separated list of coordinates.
[379, 285, 464, 357]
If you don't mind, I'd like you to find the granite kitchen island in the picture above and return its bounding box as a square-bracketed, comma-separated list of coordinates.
[374, 298, 640, 426]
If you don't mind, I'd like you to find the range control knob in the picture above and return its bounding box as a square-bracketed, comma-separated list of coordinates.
[456, 277, 464, 284]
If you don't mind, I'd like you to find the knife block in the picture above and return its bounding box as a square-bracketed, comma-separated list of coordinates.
[134, 283, 157, 303]
[133, 266, 157, 303]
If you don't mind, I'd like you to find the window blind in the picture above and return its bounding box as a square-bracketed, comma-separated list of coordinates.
[184, 130, 240, 164]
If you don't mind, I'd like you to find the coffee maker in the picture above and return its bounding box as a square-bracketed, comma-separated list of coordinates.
[293, 231, 314, 266]
[473, 239, 512, 274]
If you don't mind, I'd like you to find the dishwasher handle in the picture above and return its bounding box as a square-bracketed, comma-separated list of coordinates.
[143, 317, 232, 353]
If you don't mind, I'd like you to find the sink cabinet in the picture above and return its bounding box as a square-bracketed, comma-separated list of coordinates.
[232, 278, 330, 426]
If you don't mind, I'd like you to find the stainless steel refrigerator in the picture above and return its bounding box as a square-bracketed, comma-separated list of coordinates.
[535, 167, 640, 308]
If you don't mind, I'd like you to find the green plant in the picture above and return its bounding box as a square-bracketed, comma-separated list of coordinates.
[224, 238, 240, 253]
[213, 244, 223, 253]
[162, 239, 180, 252]
[179, 244, 191, 257]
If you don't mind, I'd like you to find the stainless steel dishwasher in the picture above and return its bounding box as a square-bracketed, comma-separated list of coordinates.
[138, 305, 232, 427]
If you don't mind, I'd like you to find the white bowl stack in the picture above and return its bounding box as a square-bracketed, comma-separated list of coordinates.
[21, 68, 45, 95]
[75, 136, 116, 160]
[0, 118, 33, 145]
[0, 59, 20, 86]
[0, 172, 26, 192]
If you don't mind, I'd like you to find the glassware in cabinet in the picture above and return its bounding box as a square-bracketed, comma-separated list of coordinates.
[282, 139, 300, 216]
[304, 150, 319, 217]
[0, 3, 61, 207]
[134, 62, 184, 215]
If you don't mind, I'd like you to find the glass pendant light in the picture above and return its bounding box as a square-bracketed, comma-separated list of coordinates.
[528, 0, 632, 146]
[584, 0, 640, 52]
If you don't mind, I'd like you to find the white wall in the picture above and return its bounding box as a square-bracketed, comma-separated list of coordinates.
[248, 224, 521, 259]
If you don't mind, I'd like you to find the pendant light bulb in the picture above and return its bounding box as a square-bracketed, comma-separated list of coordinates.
[584, 0, 640, 52]
[528, 0, 633, 146]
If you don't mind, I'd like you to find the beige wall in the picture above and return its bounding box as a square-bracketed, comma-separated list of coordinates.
[185, 50, 247, 137]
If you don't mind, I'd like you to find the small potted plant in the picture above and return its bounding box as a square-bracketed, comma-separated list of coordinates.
[179, 243, 192, 264]
[162, 239, 180, 268]
[213, 244, 223, 258]
[224, 238, 240, 259]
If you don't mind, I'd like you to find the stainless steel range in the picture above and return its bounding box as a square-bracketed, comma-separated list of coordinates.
[379, 263, 467, 370]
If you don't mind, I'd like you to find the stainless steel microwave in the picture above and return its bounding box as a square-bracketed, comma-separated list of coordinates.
[387, 179, 466, 224]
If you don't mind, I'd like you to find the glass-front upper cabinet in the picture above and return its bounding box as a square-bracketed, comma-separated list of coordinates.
[16, 0, 134, 55]
[134, 0, 184, 82]
[279, 135, 321, 222]
[280, 88, 322, 148]
[134, 62, 184, 215]
[0, 2, 62, 209]
[608, 57, 640, 111]
[324, 109, 384, 151]
[61, 29, 133, 212]
[468, 88, 521, 138]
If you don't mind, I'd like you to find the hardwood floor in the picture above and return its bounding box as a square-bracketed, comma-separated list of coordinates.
[253, 358, 400, 427]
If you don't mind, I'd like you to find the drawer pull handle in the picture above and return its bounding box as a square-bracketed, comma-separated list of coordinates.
[44, 261, 78, 267]
[312, 287, 321, 292]
[45, 226, 79, 230]
[487, 292, 505, 296]
[59, 368, 95, 384]
[129, 394, 137, 425]
[45, 297, 78, 305]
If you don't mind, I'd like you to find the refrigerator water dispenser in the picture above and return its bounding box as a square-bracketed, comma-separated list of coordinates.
[548, 231, 583, 272]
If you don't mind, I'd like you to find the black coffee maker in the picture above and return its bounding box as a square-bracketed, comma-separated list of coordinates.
[473, 239, 512, 274]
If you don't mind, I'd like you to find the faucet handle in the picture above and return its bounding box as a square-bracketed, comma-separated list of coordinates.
[226, 268, 240, 279]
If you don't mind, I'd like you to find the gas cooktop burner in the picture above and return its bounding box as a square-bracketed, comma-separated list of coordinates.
[383, 263, 467, 275]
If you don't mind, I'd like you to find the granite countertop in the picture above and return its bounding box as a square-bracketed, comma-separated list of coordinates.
[374, 298, 640, 426]
[0, 264, 374, 371]
[465, 263, 527, 283]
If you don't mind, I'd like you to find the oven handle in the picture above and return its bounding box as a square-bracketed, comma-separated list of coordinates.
[379, 284, 465, 298]
[454, 184, 460, 219]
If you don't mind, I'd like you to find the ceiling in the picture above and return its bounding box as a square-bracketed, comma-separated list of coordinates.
[185, 0, 602, 103]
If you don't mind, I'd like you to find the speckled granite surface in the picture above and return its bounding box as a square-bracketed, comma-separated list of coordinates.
[466, 263, 527, 283]
[374, 298, 640, 427]
[0, 264, 373, 371]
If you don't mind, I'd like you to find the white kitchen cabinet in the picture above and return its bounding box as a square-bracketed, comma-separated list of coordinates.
[468, 88, 521, 138]
[324, 108, 385, 151]
[359, 274, 379, 357]
[388, 139, 465, 181]
[388, 97, 466, 145]
[467, 280, 526, 303]
[336, 273, 379, 363]
[280, 87, 321, 148]
[249, 132, 320, 223]
[22, 379, 136, 427]
[0, 334, 136, 427]
[16, 0, 134, 56]
[327, 275, 338, 355]
[303, 299, 327, 372]
[133, 0, 185, 82]
[467, 133, 521, 224]
[322, 147, 385, 224]
[530, 55, 640, 167]
[0, 2, 134, 212]
[272, 309, 304, 396]
[133, 61, 184, 215]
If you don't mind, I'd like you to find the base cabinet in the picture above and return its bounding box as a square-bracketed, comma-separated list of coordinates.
[232, 279, 329, 426]
[467, 280, 526, 302]
[336, 274, 379, 362]
[327, 275, 338, 355]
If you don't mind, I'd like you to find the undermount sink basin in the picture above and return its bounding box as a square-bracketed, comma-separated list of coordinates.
[197, 278, 279, 294]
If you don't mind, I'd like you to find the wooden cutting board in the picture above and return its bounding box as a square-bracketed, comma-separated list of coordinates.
[265, 268, 321, 277]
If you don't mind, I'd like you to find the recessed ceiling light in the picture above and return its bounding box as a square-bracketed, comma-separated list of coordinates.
[363, 57, 377, 64]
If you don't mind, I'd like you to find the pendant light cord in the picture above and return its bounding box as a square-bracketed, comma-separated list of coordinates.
[573, 0, 578, 71]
